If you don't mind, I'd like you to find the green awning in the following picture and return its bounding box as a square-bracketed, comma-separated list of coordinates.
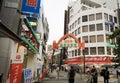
[22, 36, 39, 54]
[24, 17, 40, 45]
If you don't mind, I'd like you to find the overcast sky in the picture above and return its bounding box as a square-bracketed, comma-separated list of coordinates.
[44, 0, 119, 45]
[44, 0, 69, 45]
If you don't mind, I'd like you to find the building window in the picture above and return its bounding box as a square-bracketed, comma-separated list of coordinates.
[89, 24, 95, 31]
[75, 20, 77, 27]
[90, 35, 96, 43]
[78, 49, 81, 55]
[110, 25, 114, 32]
[78, 27, 80, 34]
[72, 23, 74, 29]
[106, 34, 110, 43]
[97, 35, 104, 42]
[75, 49, 77, 56]
[82, 36, 88, 43]
[82, 25, 88, 32]
[90, 47, 96, 55]
[107, 47, 111, 55]
[104, 13, 108, 21]
[75, 29, 77, 36]
[72, 50, 74, 57]
[114, 17, 117, 23]
[84, 48, 89, 55]
[78, 37, 81, 41]
[78, 17, 80, 24]
[89, 14, 95, 21]
[98, 47, 105, 55]
[69, 25, 72, 31]
[72, 32, 74, 35]
[105, 23, 109, 31]
[0, 0, 3, 11]
[109, 15, 113, 22]
[96, 13, 102, 20]
[82, 15, 88, 22]
[96, 23, 103, 31]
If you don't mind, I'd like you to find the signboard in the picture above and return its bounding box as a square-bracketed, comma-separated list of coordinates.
[24, 68, 32, 83]
[10, 53, 24, 83]
[11, 53, 24, 63]
[10, 63, 23, 83]
[21, 0, 41, 13]
[59, 37, 78, 47]
[65, 56, 111, 64]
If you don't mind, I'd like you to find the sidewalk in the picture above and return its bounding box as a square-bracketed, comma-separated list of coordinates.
[34, 70, 118, 83]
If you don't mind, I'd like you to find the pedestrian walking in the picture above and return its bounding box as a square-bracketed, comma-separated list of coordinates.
[91, 65, 98, 83]
[103, 67, 110, 83]
[68, 66, 76, 83]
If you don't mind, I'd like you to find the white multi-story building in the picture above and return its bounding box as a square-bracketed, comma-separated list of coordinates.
[65, 0, 118, 65]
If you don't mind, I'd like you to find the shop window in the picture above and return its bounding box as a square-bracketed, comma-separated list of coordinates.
[97, 23, 103, 31]
[82, 15, 88, 22]
[96, 13, 102, 20]
[90, 47, 96, 55]
[89, 14, 95, 21]
[97, 35, 104, 42]
[98, 47, 105, 55]
[90, 35, 96, 43]
[82, 25, 88, 32]
[89, 24, 95, 31]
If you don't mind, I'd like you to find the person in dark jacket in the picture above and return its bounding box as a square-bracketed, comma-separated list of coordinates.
[91, 65, 98, 83]
[103, 67, 110, 83]
[68, 66, 76, 83]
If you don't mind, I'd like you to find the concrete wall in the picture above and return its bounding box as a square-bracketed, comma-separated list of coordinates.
[0, 38, 15, 83]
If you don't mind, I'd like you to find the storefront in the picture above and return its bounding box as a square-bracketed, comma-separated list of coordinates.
[65, 56, 112, 65]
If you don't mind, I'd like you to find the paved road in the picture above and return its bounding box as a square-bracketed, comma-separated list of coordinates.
[38, 70, 118, 83]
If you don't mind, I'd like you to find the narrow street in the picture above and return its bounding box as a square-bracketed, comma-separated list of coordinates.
[41, 70, 118, 83]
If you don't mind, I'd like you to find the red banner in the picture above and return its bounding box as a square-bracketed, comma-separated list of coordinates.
[65, 56, 111, 65]
[10, 63, 23, 83]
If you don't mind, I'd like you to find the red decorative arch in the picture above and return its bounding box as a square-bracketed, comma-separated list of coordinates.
[52, 34, 85, 50]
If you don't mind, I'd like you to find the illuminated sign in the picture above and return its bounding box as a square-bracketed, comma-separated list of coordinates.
[21, 0, 41, 13]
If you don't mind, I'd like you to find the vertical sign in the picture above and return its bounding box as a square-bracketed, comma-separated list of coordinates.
[24, 68, 32, 83]
[10, 64, 23, 83]
[10, 53, 24, 83]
